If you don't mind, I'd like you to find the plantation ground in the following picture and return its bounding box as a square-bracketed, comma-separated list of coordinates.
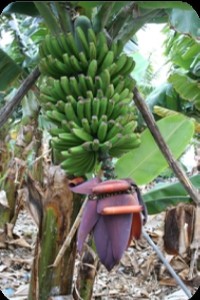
[0, 202, 199, 300]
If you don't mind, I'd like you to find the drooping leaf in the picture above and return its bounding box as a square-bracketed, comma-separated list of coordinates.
[115, 114, 194, 185]
[3, 2, 39, 16]
[0, 49, 22, 90]
[33, 2, 61, 34]
[153, 105, 200, 133]
[136, 1, 191, 10]
[146, 83, 181, 114]
[168, 72, 200, 108]
[165, 34, 200, 71]
[77, 1, 104, 9]
[143, 174, 200, 214]
[169, 8, 200, 39]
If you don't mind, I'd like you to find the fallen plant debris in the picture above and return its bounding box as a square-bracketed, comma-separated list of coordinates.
[0, 207, 199, 299]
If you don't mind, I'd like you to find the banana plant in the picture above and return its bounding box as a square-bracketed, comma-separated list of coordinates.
[147, 30, 200, 120]
[1, 2, 199, 299]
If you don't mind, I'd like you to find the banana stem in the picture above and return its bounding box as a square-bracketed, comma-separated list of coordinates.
[99, 151, 115, 180]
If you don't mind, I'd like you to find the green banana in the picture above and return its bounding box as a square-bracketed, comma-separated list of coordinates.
[96, 89, 104, 99]
[78, 74, 88, 97]
[112, 75, 123, 87]
[85, 76, 95, 93]
[68, 144, 86, 155]
[110, 39, 124, 57]
[44, 102, 56, 111]
[64, 102, 80, 125]
[74, 15, 92, 33]
[82, 141, 93, 151]
[89, 42, 97, 60]
[53, 79, 66, 100]
[99, 114, 108, 123]
[39, 42, 48, 58]
[106, 99, 115, 117]
[111, 93, 120, 103]
[96, 32, 108, 64]
[81, 118, 92, 134]
[86, 90, 94, 100]
[62, 154, 95, 175]
[40, 93, 57, 104]
[46, 110, 66, 124]
[91, 115, 99, 134]
[61, 151, 97, 176]
[100, 69, 111, 89]
[69, 55, 82, 73]
[106, 122, 122, 140]
[88, 28, 97, 45]
[84, 98, 92, 121]
[109, 135, 141, 157]
[62, 53, 72, 71]
[69, 76, 80, 98]
[77, 100, 85, 120]
[75, 26, 89, 56]
[60, 76, 71, 95]
[99, 141, 112, 152]
[120, 57, 135, 76]
[122, 120, 137, 135]
[114, 79, 125, 94]
[43, 35, 53, 56]
[50, 127, 66, 137]
[61, 120, 71, 132]
[66, 95, 77, 112]
[95, 76, 103, 91]
[99, 51, 114, 73]
[39, 57, 58, 78]
[105, 84, 115, 99]
[72, 128, 93, 142]
[99, 97, 108, 116]
[56, 100, 65, 113]
[79, 51, 88, 70]
[108, 133, 123, 147]
[116, 88, 131, 103]
[87, 59, 98, 78]
[92, 139, 100, 151]
[110, 103, 129, 119]
[50, 36, 64, 59]
[65, 32, 80, 59]
[57, 33, 72, 55]
[108, 63, 117, 77]
[125, 77, 136, 91]
[97, 121, 108, 142]
[51, 137, 68, 150]
[59, 132, 83, 144]
[113, 53, 128, 75]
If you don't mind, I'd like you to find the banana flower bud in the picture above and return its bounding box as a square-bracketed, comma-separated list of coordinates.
[70, 178, 147, 271]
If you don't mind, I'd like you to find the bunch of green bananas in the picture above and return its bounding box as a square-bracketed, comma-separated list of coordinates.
[39, 16, 140, 176]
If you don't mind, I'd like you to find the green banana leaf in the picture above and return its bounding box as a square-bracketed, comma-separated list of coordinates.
[143, 174, 200, 214]
[0, 49, 22, 91]
[76, 1, 105, 9]
[2, 2, 39, 16]
[146, 83, 181, 113]
[169, 8, 200, 39]
[168, 72, 200, 108]
[33, 2, 61, 34]
[115, 114, 194, 185]
[136, 1, 191, 10]
[165, 34, 200, 71]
